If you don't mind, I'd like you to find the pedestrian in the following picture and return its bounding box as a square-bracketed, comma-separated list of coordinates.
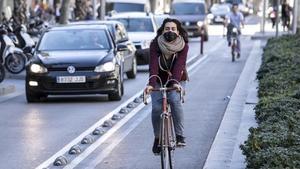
[281, 0, 292, 31]
[55, 3, 61, 23]
[269, 7, 277, 28]
[144, 18, 189, 155]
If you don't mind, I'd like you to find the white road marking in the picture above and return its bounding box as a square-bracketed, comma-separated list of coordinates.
[82, 105, 151, 169]
[35, 91, 143, 169]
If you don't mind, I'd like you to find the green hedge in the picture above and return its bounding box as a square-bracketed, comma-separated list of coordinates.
[240, 34, 300, 169]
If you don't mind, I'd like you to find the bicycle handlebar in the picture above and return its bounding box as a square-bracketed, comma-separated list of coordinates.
[143, 76, 185, 105]
[143, 86, 185, 105]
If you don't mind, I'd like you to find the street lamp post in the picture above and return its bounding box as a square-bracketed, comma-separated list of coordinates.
[276, 0, 280, 37]
[292, 0, 298, 34]
[100, 0, 105, 20]
[92, 0, 96, 20]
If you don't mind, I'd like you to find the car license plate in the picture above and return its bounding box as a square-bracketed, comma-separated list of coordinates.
[188, 32, 193, 36]
[215, 16, 223, 22]
[56, 76, 86, 83]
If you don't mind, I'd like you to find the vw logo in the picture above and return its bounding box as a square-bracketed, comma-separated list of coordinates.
[67, 66, 76, 74]
[185, 22, 190, 26]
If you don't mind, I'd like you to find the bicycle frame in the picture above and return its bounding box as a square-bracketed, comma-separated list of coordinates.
[230, 28, 239, 62]
[144, 76, 184, 169]
[159, 86, 177, 169]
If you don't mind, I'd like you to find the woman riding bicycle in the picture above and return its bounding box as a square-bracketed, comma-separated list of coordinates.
[144, 18, 189, 154]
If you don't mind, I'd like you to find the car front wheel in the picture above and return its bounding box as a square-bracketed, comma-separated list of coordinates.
[108, 75, 123, 101]
[126, 56, 137, 79]
[26, 83, 47, 103]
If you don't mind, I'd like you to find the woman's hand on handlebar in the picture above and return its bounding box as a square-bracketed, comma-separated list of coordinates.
[173, 83, 182, 92]
[144, 85, 154, 95]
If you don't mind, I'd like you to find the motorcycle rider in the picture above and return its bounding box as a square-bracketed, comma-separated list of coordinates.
[224, 3, 244, 58]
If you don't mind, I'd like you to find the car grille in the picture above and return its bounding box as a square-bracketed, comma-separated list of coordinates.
[185, 27, 199, 32]
[43, 82, 99, 90]
[47, 67, 94, 71]
[135, 45, 141, 49]
[183, 21, 197, 26]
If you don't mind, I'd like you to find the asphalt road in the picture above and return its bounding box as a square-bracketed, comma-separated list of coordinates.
[0, 22, 261, 169]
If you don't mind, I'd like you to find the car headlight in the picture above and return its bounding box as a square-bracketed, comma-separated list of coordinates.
[207, 13, 214, 20]
[197, 21, 204, 27]
[30, 63, 48, 73]
[141, 39, 151, 49]
[94, 61, 115, 72]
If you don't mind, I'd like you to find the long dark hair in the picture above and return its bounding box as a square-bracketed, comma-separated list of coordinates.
[154, 18, 188, 43]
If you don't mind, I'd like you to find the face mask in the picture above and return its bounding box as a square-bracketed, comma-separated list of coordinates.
[163, 31, 178, 42]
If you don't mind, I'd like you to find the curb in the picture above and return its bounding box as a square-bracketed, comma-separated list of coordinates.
[6, 71, 26, 80]
[250, 31, 290, 40]
[203, 40, 262, 169]
[0, 84, 16, 96]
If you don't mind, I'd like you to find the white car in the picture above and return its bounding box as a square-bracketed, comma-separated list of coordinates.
[107, 12, 157, 65]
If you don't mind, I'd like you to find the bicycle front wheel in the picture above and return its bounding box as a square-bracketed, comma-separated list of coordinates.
[161, 147, 174, 169]
[160, 118, 174, 169]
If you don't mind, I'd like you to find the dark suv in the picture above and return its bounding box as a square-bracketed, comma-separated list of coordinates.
[170, 0, 209, 41]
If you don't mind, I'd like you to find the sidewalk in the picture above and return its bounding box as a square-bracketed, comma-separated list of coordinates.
[0, 71, 24, 96]
[203, 40, 263, 169]
[202, 18, 291, 168]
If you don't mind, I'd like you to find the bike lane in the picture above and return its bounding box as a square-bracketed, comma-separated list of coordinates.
[71, 36, 256, 169]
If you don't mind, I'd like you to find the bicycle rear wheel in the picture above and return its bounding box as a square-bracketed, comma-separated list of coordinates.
[231, 41, 236, 62]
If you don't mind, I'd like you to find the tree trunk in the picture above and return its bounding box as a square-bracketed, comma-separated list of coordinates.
[150, 0, 156, 13]
[13, 0, 27, 25]
[297, 0, 300, 34]
[74, 0, 87, 20]
[59, 0, 70, 24]
[0, 0, 6, 22]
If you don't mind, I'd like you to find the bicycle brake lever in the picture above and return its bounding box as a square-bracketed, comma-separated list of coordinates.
[143, 91, 148, 105]
[180, 89, 185, 103]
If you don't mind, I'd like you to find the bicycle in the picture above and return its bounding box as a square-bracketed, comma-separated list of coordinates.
[143, 76, 184, 169]
[229, 27, 239, 62]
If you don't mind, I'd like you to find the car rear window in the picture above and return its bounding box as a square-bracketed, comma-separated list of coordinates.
[171, 3, 206, 15]
[106, 3, 145, 13]
[38, 29, 111, 51]
[111, 18, 154, 32]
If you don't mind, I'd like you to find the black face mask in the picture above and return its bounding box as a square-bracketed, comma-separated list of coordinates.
[163, 31, 178, 42]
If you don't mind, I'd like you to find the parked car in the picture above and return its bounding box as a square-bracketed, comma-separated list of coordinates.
[105, 0, 151, 15]
[26, 25, 128, 102]
[107, 12, 158, 65]
[208, 3, 231, 24]
[70, 20, 137, 79]
[170, 0, 209, 40]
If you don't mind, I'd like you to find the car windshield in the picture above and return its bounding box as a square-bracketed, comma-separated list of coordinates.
[211, 5, 230, 13]
[111, 18, 154, 32]
[171, 3, 205, 15]
[38, 29, 111, 51]
[106, 3, 144, 13]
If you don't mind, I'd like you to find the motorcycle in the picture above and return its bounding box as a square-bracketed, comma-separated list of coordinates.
[27, 17, 49, 44]
[0, 27, 27, 74]
[13, 25, 35, 57]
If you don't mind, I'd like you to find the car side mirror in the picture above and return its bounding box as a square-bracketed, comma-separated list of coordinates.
[117, 37, 129, 43]
[117, 44, 128, 51]
[31, 47, 35, 54]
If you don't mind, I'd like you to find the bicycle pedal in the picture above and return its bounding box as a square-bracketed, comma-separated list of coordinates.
[176, 143, 186, 147]
[153, 152, 160, 156]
